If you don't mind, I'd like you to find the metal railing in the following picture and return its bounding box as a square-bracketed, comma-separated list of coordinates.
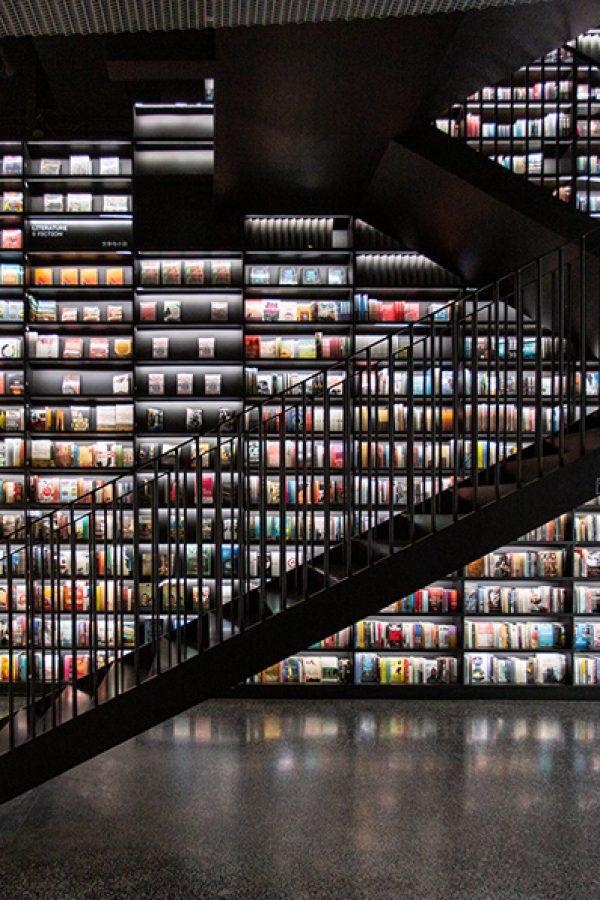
[0, 231, 599, 749]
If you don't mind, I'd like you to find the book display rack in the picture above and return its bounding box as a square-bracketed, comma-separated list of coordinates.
[248, 498, 600, 691]
[435, 27, 600, 216]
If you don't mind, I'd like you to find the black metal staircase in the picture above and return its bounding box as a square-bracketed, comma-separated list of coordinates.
[0, 231, 599, 803]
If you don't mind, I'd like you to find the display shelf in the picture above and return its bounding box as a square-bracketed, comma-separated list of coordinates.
[435, 27, 600, 216]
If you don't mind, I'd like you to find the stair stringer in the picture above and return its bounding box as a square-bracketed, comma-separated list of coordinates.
[0, 435, 598, 804]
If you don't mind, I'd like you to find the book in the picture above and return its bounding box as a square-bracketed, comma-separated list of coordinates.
[163, 300, 181, 323]
[204, 374, 222, 396]
[249, 265, 270, 285]
[302, 266, 321, 285]
[161, 261, 181, 286]
[102, 195, 128, 213]
[0, 264, 22, 286]
[66, 193, 92, 213]
[176, 373, 193, 395]
[99, 157, 120, 176]
[184, 261, 205, 286]
[114, 338, 132, 358]
[186, 408, 203, 431]
[197, 337, 215, 358]
[63, 337, 83, 359]
[60, 268, 79, 287]
[106, 305, 124, 323]
[1, 229, 21, 249]
[152, 337, 169, 359]
[112, 374, 130, 395]
[80, 268, 99, 287]
[140, 301, 157, 322]
[140, 261, 160, 286]
[33, 267, 53, 286]
[211, 261, 232, 285]
[2, 155, 22, 175]
[146, 407, 164, 432]
[69, 154, 92, 176]
[106, 267, 125, 286]
[89, 337, 109, 359]
[148, 374, 165, 395]
[40, 158, 62, 176]
[279, 266, 298, 285]
[61, 373, 81, 395]
[2, 192, 23, 212]
[43, 194, 64, 213]
[210, 301, 228, 322]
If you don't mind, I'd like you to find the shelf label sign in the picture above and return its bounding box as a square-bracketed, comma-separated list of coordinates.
[26, 218, 132, 251]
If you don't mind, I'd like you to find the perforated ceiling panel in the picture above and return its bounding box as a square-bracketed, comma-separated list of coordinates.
[0, 0, 554, 37]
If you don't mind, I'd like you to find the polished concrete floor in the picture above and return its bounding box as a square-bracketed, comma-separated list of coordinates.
[0, 699, 599, 899]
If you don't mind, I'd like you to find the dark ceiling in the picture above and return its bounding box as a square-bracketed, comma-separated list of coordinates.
[0, 0, 556, 37]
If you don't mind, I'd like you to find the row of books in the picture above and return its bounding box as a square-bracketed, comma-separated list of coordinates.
[31, 266, 130, 287]
[30, 439, 134, 469]
[30, 297, 129, 323]
[355, 620, 458, 650]
[31, 155, 125, 177]
[354, 295, 450, 323]
[574, 514, 600, 541]
[145, 372, 225, 396]
[251, 656, 353, 685]
[35, 193, 129, 214]
[245, 264, 348, 287]
[574, 548, 600, 577]
[0, 653, 100, 684]
[0, 408, 23, 431]
[576, 156, 600, 174]
[245, 368, 345, 397]
[143, 335, 217, 360]
[30, 405, 134, 433]
[518, 515, 568, 542]
[245, 512, 345, 543]
[466, 550, 565, 578]
[356, 654, 458, 685]
[0, 438, 24, 467]
[29, 475, 132, 504]
[0, 478, 23, 503]
[355, 368, 598, 398]
[57, 372, 131, 396]
[139, 259, 235, 287]
[464, 652, 567, 684]
[463, 585, 566, 614]
[464, 621, 566, 650]
[0, 300, 22, 322]
[139, 298, 230, 323]
[0, 617, 147, 649]
[244, 334, 351, 360]
[249, 439, 345, 469]
[28, 333, 133, 360]
[573, 658, 600, 684]
[245, 299, 352, 323]
[463, 112, 571, 139]
[0, 512, 24, 536]
[574, 623, 600, 650]
[380, 588, 459, 614]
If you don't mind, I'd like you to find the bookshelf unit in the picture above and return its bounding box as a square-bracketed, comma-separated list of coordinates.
[246, 499, 600, 693]
[22, 140, 136, 683]
[0, 139, 25, 666]
[435, 27, 600, 215]
[134, 251, 244, 631]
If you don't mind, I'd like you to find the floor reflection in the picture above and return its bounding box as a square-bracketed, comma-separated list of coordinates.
[1, 699, 599, 899]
